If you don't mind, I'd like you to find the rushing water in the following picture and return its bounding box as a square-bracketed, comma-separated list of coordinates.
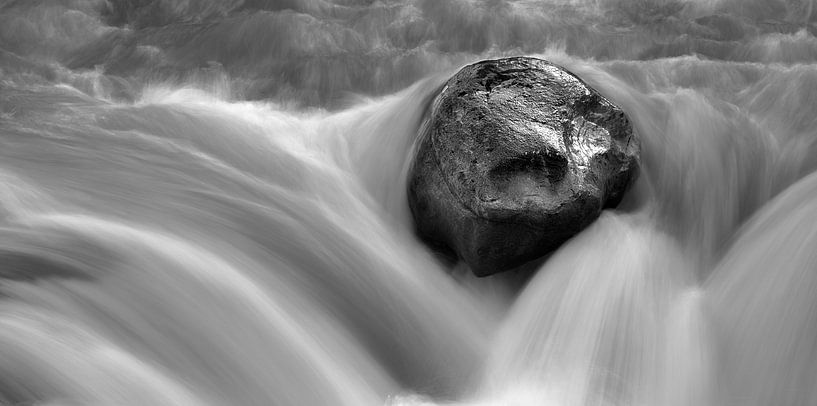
[1, 1, 817, 405]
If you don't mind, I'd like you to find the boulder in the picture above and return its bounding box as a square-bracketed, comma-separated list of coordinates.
[408, 57, 640, 276]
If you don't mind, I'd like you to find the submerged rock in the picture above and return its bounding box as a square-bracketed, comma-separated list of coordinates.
[408, 57, 640, 276]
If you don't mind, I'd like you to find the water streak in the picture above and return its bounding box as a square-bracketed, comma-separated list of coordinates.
[2, 0, 817, 405]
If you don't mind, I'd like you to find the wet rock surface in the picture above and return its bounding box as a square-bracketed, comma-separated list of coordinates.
[408, 57, 640, 276]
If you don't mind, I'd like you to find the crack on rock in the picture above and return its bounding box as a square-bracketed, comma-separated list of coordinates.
[478, 64, 536, 93]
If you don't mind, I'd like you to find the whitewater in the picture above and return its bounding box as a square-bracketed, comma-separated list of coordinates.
[1, 1, 817, 405]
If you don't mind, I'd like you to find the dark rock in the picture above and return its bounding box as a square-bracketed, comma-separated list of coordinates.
[408, 57, 640, 276]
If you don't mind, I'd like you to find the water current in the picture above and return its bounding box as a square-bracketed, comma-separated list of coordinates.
[1, 1, 817, 405]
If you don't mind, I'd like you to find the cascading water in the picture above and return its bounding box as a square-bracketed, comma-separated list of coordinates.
[1, 1, 816, 405]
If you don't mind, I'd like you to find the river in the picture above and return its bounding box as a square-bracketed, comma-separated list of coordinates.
[1, 1, 816, 405]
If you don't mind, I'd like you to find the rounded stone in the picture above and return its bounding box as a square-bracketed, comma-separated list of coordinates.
[408, 57, 640, 276]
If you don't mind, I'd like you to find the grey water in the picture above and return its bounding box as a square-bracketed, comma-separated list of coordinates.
[1, 1, 817, 405]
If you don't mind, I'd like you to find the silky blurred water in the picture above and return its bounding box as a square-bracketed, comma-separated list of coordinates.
[1, 1, 817, 405]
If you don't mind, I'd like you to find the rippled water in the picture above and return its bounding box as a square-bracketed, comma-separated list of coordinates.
[1, 1, 817, 405]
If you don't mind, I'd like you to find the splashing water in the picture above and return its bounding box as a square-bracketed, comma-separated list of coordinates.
[2, 1, 817, 405]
